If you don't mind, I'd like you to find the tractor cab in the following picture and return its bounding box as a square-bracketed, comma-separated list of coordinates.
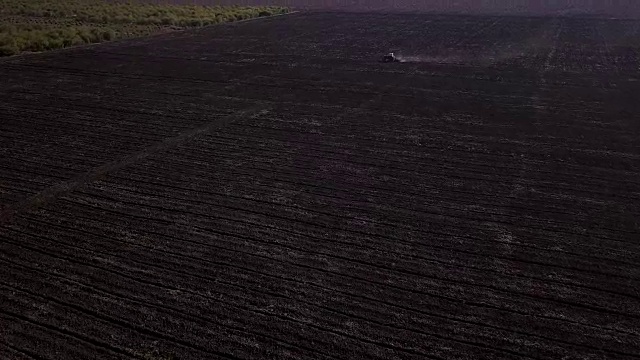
[382, 52, 399, 63]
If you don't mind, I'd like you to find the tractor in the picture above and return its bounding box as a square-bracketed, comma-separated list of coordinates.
[382, 52, 400, 63]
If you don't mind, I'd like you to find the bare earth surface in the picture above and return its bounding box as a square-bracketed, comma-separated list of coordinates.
[1, 12, 640, 360]
[137, 0, 640, 18]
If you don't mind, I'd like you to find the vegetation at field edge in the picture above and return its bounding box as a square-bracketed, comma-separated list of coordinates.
[0, 0, 288, 56]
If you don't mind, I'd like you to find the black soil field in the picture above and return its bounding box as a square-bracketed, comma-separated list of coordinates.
[136, 0, 640, 18]
[1, 12, 640, 360]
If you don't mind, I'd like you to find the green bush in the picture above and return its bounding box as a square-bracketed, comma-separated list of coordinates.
[27, 37, 47, 52]
[0, 44, 19, 56]
[0, 0, 289, 56]
[77, 29, 91, 43]
[161, 16, 175, 26]
[102, 29, 115, 41]
[188, 19, 203, 27]
[47, 37, 64, 50]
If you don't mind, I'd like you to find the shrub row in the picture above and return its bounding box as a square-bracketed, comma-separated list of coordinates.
[0, 0, 287, 25]
[0, 0, 288, 56]
[0, 27, 118, 55]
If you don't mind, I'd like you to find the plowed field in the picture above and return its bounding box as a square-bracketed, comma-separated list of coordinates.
[1, 12, 639, 360]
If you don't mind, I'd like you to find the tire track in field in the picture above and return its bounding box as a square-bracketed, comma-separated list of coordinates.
[103, 171, 640, 268]
[4, 221, 638, 358]
[53, 188, 640, 319]
[8, 136, 632, 262]
[0, 343, 42, 360]
[24, 197, 640, 308]
[25, 199, 640, 317]
[174, 136, 640, 212]
[494, 17, 567, 308]
[0, 291, 230, 360]
[102, 160, 640, 251]
[204, 128, 640, 191]
[0, 275, 342, 360]
[0, 238, 447, 360]
[112, 165, 640, 258]
[2, 228, 634, 358]
[15, 191, 640, 329]
[0, 106, 264, 226]
[72, 181, 634, 266]
[163, 143, 640, 223]
[0, 19, 346, 216]
[49, 190, 640, 287]
[237, 112, 639, 161]
[0, 310, 142, 359]
[5, 150, 635, 233]
[0, 257, 364, 360]
[5, 248, 626, 360]
[5, 86, 619, 130]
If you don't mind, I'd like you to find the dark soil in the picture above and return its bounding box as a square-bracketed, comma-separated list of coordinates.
[1, 12, 639, 360]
